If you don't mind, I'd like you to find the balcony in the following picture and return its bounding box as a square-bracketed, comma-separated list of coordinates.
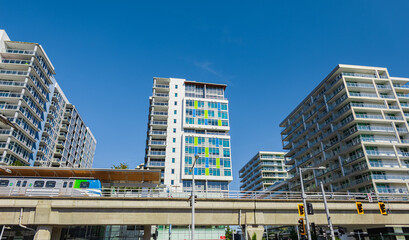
[351, 102, 386, 109]
[146, 161, 165, 167]
[153, 84, 169, 89]
[361, 137, 398, 144]
[357, 125, 395, 133]
[152, 102, 169, 107]
[394, 84, 409, 89]
[377, 85, 392, 90]
[380, 95, 395, 99]
[370, 161, 400, 168]
[151, 111, 168, 116]
[342, 72, 377, 79]
[1, 59, 32, 65]
[349, 92, 378, 98]
[149, 140, 166, 146]
[372, 174, 409, 181]
[355, 114, 383, 120]
[149, 130, 167, 136]
[153, 93, 169, 98]
[385, 116, 403, 120]
[346, 82, 374, 89]
[5, 49, 35, 55]
[366, 150, 396, 157]
[148, 151, 166, 156]
[0, 70, 28, 77]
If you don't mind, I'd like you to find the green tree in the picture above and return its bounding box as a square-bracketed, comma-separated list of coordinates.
[111, 163, 129, 169]
[252, 232, 257, 240]
[289, 228, 298, 240]
[10, 160, 25, 166]
[225, 226, 233, 240]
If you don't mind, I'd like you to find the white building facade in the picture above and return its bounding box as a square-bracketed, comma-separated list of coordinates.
[281, 64, 409, 194]
[145, 78, 233, 191]
[0, 29, 96, 167]
[239, 151, 290, 192]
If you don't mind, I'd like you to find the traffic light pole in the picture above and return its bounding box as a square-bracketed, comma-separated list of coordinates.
[299, 168, 312, 240]
[320, 182, 335, 240]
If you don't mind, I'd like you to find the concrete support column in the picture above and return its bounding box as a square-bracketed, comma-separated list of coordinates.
[144, 225, 152, 240]
[51, 227, 62, 239]
[246, 225, 264, 240]
[34, 226, 52, 240]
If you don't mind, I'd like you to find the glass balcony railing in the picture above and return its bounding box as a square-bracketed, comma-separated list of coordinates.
[146, 161, 165, 167]
[355, 114, 383, 119]
[346, 82, 374, 88]
[361, 137, 398, 143]
[153, 93, 169, 97]
[148, 151, 166, 156]
[1, 59, 32, 65]
[357, 125, 394, 132]
[366, 150, 396, 157]
[393, 84, 409, 89]
[149, 140, 166, 145]
[351, 103, 386, 109]
[342, 72, 377, 79]
[5, 49, 35, 55]
[154, 84, 169, 89]
[349, 92, 378, 98]
[0, 70, 28, 76]
[150, 131, 167, 135]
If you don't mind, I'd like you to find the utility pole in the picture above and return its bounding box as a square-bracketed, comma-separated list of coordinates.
[320, 182, 335, 240]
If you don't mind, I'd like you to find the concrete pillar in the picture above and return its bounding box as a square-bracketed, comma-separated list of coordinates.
[393, 227, 405, 240]
[144, 225, 152, 240]
[34, 226, 52, 240]
[51, 227, 62, 239]
[246, 225, 264, 240]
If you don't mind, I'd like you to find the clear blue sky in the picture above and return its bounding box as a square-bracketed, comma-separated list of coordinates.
[1, 1, 409, 190]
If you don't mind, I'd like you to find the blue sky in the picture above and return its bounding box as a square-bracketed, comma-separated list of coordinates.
[1, 1, 409, 190]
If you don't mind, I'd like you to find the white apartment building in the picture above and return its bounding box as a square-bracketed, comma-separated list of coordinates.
[281, 64, 409, 194]
[144, 78, 232, 191]
[0, 29, 96, 167]
[239, 151, 291, 192]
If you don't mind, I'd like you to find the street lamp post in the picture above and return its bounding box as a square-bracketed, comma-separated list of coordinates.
[320, 181, 335, 240]
[299, 166, 326, 240]
[191, 155, 199, 240]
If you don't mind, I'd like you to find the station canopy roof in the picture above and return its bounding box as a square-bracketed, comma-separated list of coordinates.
[0, 167, 161, 187]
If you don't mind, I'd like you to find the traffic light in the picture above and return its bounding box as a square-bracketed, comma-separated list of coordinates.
[356, 202, 364, 214]
[307, 202, 314, 215]
[378, 202, 388, 215]
[339, 227, 346, 236]
[298, 218, 306, 235]
[298, 204, 305, 216]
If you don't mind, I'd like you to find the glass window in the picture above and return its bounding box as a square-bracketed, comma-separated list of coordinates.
[69, 182, 73, 188]
[173, 119, 177, 123]
[34, 181, 45, 188]
[16, 181, 21, 187]
[174, 110, 177, 114]
[171, 180, 174, 185]
[0, 180, 9, 187]
[171, 169, 175, 174]
[22, 181, 27, 187]
[175, 93, 178, 97]
[173, 128, 176, 133]
[63, 182, 67, 188]
[80, 182, 90, 188]
[173, 138, 176, 143]
[175, 85, 178, 89]
[174, 101, 177, 106]
[172, 158, 175, 163]
[172, 148, 175, 153]
[45, 181, 56, 188]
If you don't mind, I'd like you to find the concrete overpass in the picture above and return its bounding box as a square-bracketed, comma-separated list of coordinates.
[1, 196, 409, 239]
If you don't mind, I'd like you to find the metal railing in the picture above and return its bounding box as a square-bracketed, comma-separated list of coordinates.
[1, 188, 408, 202]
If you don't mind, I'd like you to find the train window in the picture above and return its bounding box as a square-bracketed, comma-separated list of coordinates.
[63, 182, 67, 188]
[16, 181, 21, 187]
[45, 181, 56, 188]
[0, 180, 9, 187]
[34, 181, 45, 188]
[69, 182, 73, 188]
[22, 181, 27, 187]
[79, 182, 90, 188]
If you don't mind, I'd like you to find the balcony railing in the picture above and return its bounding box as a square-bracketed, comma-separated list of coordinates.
[357, 125, 394, 132]
[350, 103, 386, 109]
[372, 174, 409, 181]
[149, 140, 166, 145]
[355, 114, 383, 119]
[361, 137, 398, 143]
[1, 59, 32, 65]
[153, 93, 169, 97]
[346, 82, 374, 88]
[5, 49, 35, 55]
[366, 150, 396, 157]
[342, 72, 377, 78]
[148, 151, 166, 156]
[349, 92, 378, 98]
[154, 84, 169, 89]
[0, 70, 28, 76]
[150, 131, 167, 135]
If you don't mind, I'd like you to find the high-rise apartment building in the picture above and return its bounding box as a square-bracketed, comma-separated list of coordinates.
[0, 29, 96, 167]
[281, 64, 409, 194]
[239, 151, 290, 192]
[144, 78, 232, 191]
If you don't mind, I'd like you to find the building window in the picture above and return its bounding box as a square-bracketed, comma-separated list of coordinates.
[173, 138, 176, 143]
[172, 158, 175, 163]
[174, 101, 177, 106]
[175, 93, 178, 97]
[174, 110, 177, 114]
[172, 148, 175, 152]
[171, 169, 175, 174]
[173, 128, 176, 133]
[171, 180, 174, 185]
[174, 119, 177, 123]
[175, 85, 178, 89]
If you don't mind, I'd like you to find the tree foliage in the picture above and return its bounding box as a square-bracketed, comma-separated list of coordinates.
[225, 226, 233, 240]
[111, 163, 129, 169]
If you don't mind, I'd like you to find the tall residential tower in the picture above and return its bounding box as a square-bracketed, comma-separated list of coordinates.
[239, 151, 291, 192]
[144, 78, 232, 191]
[0, 29, 96, 167]
[281, 64, 409, 194]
